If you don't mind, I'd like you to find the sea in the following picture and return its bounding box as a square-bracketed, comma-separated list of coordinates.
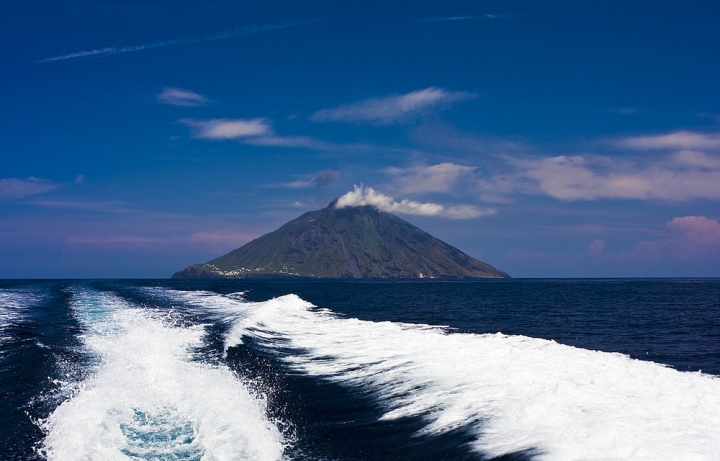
[1, 278, 719, 461]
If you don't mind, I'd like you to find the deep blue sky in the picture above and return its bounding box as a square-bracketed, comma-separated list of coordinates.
[2, 0, 719, 277]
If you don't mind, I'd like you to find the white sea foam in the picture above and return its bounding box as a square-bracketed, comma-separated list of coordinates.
[39, 289, 285, 461]
[159, 289, 720, 461]
[0, 289, 40, 349]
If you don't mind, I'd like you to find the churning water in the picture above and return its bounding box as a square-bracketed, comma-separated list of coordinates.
[1, 279, 719, 460]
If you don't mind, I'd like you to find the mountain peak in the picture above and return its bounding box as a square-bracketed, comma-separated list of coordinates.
[326, 197, 341, 209]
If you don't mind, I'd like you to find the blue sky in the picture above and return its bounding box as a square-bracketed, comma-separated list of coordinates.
[2, 0, 719, 278]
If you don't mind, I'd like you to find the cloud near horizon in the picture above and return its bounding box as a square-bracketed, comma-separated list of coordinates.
[667, 216, 720, 245]
[310, 87, 476, 125]
[65, 235, 169, 246]
[335, 185, 495, 219]
[157, 88, 210, 106]
[190, 230, 254, 248]
[634, 216, 720, 260]
[0, 177, 58, 200]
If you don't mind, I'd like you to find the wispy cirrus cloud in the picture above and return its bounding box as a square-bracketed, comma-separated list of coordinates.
[417, 13, 513, 23]
[0, 177, 58, 200]
[157, 87, 210, 107]
[36, 22, 305, 63]
[30, 200, 137, 213]
[385, 163, 476, 194]
[335, 185, 495, 219]
[310, 87, 476, 125]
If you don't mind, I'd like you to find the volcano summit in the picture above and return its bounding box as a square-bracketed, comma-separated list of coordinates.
[173, 200, 508, 279]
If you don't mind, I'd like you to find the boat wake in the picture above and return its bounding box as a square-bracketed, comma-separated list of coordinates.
[39, 288, 285, 461]
[161, 289, 720, 461]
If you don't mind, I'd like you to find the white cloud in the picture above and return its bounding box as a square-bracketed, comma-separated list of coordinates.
[0, 177, 57, 200]
[525, 156, 653, 200]
[617, 131, 720, 150]
[335, 185, 495, 219]
[634, 216, 720, 260]
[182, 118, 272, 139]
[157, 87, 209, 106]
[274, 169, 341, 189]
[310, 87, 475, 125]
[442, 204, 495, 219]
[471, 130, 720, 202]
[508, 154, 720, 201]
[386, 163, 476, 194]
[671, 150, 720, 168]
[666, 216, 720, 246]
[589, 239, 605, 253]
[181, 118, 336, 150]
[281, 179, 314, 189]
[280, 176, 323, 189]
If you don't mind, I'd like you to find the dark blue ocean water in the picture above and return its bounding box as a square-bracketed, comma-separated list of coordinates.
[1, 279, 719, 460]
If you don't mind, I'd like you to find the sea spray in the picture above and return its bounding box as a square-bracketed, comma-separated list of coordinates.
[39, 289, 286, 461]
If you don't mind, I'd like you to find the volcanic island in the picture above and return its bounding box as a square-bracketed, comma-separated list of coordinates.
[173, 199, 509, 279]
